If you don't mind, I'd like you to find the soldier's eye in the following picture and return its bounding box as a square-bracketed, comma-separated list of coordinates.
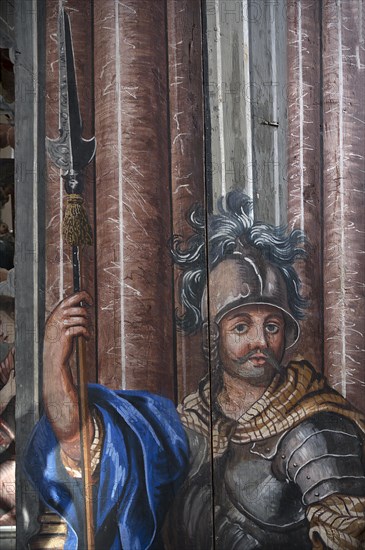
[265, 323, 280, 334]
[233, 323, 248, 334]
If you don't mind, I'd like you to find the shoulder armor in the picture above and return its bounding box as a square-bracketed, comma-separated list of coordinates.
[273, 412, 365, 505]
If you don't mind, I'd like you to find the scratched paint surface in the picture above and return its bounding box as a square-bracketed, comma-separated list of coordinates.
[322, 0, 365, 410]
[167, 0, 207, 400]
[93, 0, 175, 396]
[43, 0, 364, 414]
[25, 1, 365, 548]
[287, 0, 323, 370]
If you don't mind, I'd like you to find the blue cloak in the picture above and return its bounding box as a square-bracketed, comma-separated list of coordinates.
[24, 384, 189, 549]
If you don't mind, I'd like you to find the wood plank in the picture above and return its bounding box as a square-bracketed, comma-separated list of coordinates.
[93, 0, 123, 390]
[94, 0, 175, 398]
[286, 0, 323, 370]
[203, 0, 287, 224]
[322, 0, 365, 411]
[204, 0, 253, 208]
[167, 0, 207, 401]
[249, 0, 288, 224]
[44, 0, 97, 384]
[164, 1, 213, 547]
[14, 0, 45, 546]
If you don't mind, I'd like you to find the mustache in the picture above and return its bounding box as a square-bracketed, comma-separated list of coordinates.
[234, 349, 283, 374]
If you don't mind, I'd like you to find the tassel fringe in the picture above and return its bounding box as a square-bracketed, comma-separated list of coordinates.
[62, 194, 93, 246]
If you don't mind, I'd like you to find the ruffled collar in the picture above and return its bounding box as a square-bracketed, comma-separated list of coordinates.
[178, 360, 365, 457]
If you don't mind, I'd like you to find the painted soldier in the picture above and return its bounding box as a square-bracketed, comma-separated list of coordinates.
[165, 191, 365, 549]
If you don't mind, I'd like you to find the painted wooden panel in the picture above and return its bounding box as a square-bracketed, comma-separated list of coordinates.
[11, 0, 365, 548]
[249, 0, 288, 224]
[44, 0, 97, 383]
[93, 0, 175, 396]
[204, 0, 254, 205]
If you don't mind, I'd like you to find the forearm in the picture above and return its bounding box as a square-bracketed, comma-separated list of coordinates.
[43, 356, 93, 462]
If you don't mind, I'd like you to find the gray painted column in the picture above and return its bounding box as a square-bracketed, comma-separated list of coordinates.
[204, 0, 287, 224]
[14, 0, 46, 547]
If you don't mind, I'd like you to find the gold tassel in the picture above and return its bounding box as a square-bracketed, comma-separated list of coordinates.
[62, 194, 93, 246]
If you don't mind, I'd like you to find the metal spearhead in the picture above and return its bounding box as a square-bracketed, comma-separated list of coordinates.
[46, 6, 96, 195]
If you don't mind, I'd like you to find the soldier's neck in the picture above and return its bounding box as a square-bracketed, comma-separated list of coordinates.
[218, 371, 271, 421]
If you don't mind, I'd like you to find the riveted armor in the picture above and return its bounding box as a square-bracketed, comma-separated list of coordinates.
[165, 412, 365, 550]
[273, 412, 365, 505]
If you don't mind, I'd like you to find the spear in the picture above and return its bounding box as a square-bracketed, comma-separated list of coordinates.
[46, 6, 96, 548]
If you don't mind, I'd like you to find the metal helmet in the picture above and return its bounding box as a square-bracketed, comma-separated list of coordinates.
[201, 246, 300, 349]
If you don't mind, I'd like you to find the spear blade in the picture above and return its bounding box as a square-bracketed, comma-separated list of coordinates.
[46, 7, 96, 177]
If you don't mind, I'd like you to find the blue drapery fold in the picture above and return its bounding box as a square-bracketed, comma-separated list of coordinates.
[24, 384, 189, 549]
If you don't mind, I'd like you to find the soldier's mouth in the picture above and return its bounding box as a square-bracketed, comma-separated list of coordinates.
[249, 355, 267, 366]
[235, 349, 283, 373]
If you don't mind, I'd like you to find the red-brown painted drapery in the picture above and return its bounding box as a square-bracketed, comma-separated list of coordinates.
[44, 0, 207, 402]
[43, 0, 364, 407]
[287, 0, 364, 412]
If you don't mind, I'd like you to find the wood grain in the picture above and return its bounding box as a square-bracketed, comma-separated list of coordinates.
[286, 0, 323, 371]
[322, 0, 365, 411]
[167, 0, 207, 401]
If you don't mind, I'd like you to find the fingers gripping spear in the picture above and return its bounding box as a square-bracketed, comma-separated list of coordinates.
[46, 5, 96, 548]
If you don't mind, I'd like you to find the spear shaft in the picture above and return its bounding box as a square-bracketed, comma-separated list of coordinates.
[47, 6, 96, 548]
[73, 247, 95, 550]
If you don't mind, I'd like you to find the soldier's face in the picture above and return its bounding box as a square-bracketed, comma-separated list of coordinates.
[218, 305, 285, 386]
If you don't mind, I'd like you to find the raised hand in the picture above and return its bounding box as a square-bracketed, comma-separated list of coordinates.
[44, 291, 93, 369]
[43, 291, 93, 461]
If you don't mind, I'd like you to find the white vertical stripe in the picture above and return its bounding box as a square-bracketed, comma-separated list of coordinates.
[337, 0, 346, 396]
[215, 0, 226, 196]
[242, 0, 253, 203]
[270, 2, 280, 225]
[115, 2, 126, 389]
[298, 0, 305, 233]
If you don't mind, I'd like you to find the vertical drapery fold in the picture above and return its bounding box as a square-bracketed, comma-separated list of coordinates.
[93, 1, 123, 390]
[94, 0, 175, 397]
[286, 0, 323, 370]
[322, 0, 365, 410]
[287, 0, 364, 412]
[166, 0, 207, 401]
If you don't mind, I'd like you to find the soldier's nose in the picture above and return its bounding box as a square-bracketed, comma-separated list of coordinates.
[249, 325, 268, 348]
